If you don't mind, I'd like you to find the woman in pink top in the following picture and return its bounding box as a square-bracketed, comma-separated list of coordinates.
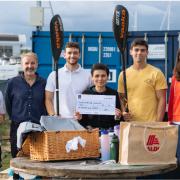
[168, 48, 180, 123]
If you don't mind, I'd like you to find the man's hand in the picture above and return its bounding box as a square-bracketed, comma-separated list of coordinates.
[122, 111, 132, 122]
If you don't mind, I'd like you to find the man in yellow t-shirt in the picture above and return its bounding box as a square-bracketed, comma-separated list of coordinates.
[118, 38, 167, 122]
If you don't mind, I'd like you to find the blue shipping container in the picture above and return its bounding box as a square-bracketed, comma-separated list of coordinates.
[32, 30, 180, 91]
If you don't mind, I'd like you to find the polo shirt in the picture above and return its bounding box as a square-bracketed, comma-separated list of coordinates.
[45, 64, 91, 118]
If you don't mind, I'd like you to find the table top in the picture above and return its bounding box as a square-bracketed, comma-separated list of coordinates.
[10, 157, 177, 179]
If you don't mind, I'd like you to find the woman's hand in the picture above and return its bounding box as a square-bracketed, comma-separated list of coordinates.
[74, 112, 82, 121]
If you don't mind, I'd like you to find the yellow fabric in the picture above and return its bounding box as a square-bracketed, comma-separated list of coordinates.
[118, 64, 167, 122]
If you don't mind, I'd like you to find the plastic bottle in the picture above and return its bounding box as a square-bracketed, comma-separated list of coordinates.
[110, 133, 119, 163]
[114, 125, 120, 140]
[100, 130, 110, 161]
[108, 128, 114, 146]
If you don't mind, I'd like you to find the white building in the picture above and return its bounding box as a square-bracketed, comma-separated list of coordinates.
[0, 34, 26, 57]
[0, 34, 26, 80]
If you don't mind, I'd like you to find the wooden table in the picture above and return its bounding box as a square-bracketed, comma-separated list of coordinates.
[10, 157, 177, 179]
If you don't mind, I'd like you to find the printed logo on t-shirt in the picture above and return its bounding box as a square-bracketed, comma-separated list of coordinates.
[144, 79, 154, 86]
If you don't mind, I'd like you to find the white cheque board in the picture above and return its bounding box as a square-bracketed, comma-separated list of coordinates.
[76, 94, 115, 115]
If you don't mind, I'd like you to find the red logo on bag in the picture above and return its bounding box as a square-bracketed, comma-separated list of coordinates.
[146, 135, 160, 152]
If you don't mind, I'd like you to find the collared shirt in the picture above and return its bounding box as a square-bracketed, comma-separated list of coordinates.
[5, 73, 47, 124]
[45, 64, 92, 118]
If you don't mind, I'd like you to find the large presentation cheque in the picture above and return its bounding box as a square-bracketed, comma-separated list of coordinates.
[76, 94, 115, 115]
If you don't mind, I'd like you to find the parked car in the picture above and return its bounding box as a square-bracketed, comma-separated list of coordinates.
[9, 56, 21, 65]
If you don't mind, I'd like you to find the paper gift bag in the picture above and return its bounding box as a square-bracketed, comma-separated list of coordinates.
[119, 122, 178, 165]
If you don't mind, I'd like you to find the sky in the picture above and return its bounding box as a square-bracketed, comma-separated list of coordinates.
[0, 1, 180, 48]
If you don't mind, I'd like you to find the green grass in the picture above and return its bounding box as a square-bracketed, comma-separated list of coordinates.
[0, 117, 11, 171]
[1, 151, 11, 170]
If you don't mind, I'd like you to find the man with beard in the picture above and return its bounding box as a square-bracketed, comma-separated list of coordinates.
[5, 52, 47, 168]
[45, 42, 91, 118]
[118, 38, 167, 122]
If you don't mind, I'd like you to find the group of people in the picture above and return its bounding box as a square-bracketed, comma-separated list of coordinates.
[0, 38, 180, 173]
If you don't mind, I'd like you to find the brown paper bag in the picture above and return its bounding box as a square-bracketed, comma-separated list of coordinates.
[119, 122, 178, 165]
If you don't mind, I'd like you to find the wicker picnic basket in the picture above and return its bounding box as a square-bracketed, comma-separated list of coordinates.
[17, 135, 31, 157]
[22, 128, 100, 161]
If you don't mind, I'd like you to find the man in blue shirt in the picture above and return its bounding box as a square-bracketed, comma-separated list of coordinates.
[5, 52, 47, 160]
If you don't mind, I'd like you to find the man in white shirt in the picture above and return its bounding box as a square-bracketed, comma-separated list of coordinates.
[45, 42, 91, 118]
